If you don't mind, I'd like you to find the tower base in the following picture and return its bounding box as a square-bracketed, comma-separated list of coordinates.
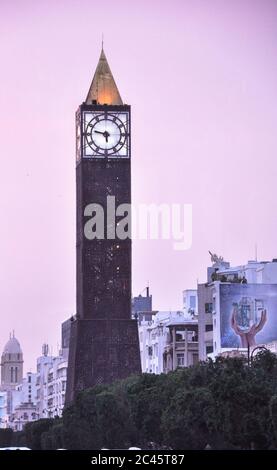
[65, 318, 141, 404]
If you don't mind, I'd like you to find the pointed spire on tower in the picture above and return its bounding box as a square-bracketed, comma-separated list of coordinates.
[85, 47, 123, 106]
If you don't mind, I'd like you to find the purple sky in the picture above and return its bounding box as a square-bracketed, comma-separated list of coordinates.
[1, 0, 277, 371]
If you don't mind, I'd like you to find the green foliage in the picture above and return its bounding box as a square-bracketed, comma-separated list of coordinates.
[269, 395, 277, 447]
[161, 387, 216, 449]
[62, 386, 106, 449]
[8, 351, 277, 449]
[0, 428, 13, 447]
[95, 389, 136, 448]
[40, 422, 64, 450]
[11, 430, 26, 448]
[24, 418, 56, 450]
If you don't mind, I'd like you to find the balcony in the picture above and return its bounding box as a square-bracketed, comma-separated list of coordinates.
[172, 339, 198, 348]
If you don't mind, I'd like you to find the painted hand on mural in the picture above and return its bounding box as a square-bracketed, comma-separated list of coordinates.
[231, 308, 267, 347]
[246, 310, 267, 346]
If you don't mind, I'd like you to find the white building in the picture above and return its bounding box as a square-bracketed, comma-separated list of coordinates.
[198, 256, 277, 360]
[7, 372, 38, 430]
[15, 372, 37, 405]
[0, 324, 69, 428]
[11, 402, 37, 432]
[46, 356, 67, 418]
[139, 310, 198, 374]
[0, 334, 23, 398]
[0, 391, 8, 428]
[183, 289, 198, 317]
[36, 344, 67, 419]
[36, 347, 54, 419]
[208, 258, 277, 285]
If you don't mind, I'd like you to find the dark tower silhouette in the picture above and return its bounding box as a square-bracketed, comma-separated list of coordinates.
[66, 48, 141, 403]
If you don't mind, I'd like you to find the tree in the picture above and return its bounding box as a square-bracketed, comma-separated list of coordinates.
[24, 418, 55, 450]
[0, 428, 13, 447]
[161, 388, 216, 449]
[269, 395, 277, 448]
[8, 353, 277, 450]
[95, 389, 136, 448]
[62, 390, 102, 449]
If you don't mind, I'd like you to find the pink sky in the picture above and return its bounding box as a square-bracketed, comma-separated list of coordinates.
[1, 0, 277, 371]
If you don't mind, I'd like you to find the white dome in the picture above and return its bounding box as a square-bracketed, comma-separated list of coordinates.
[3, 337, 22, 355]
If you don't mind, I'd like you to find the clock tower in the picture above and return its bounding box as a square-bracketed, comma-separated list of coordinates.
[66, 48, 141, 403]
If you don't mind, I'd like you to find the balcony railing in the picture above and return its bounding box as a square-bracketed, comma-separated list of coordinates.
[165, 340, 198, 350]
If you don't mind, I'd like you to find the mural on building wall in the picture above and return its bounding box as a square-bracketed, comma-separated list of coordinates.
[220, 284, 277, 348]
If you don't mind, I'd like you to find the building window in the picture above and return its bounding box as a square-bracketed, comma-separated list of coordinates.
[206, 345, 213, 354]
[28, 375, 31, 383]
[18, 353, 20, 360]
[192, 353, 198, 366]
[205, 324, 213, 332]
[205, 303, 213, 313]
[15, 367, 18, 383]
[190, 296, 196, 309]
[177, 353, 185, 367]
[11, 367, 14, 383]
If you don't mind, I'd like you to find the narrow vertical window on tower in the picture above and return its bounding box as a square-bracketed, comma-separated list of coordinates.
[66, 47, 141, 404]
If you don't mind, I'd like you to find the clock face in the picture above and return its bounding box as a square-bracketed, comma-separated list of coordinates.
[83, 111, 129, 158]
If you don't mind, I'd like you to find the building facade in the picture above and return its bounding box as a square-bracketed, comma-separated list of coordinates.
[132, 287, 153, 319]
[16, 372, 37, 405]
[0, 392, 8, 428]
[1, 328, 69, 427]
[61, 318, 72, 354]
[182, 289, 198, 316]
[11, 402, 37, 432]
[197, 283, 214, 361]
[1, 334, 23, 393]
[139, 310, 198, 374]
[36, 348, 55, 419]
[46, 357, 67, 418]
[198, 256, 277, 360]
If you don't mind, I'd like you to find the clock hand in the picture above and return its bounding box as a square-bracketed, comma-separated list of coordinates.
[93, 129, 110, 143]
[103, 130, 110, 143]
